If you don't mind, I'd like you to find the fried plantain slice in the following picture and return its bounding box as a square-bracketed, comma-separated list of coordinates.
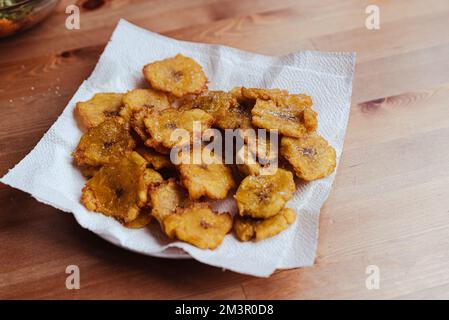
[216, 101, 253, 130]
[180, 90, 237, 125]
[72, 117, 135, 167]
[281, 133, 336, 181]
[120, 88, 170, 121]
[239, 129, 279, 162]
[78, 165, 101, 179]
[251, 96, 316, 138]
[143, 54, 207, 97]
[124, 207, 153, 229]
[236, 144, 262, 176]
[178, 147, 235, 200]
[75, 93, 124, 129]
[235, 168, 295, 219]
[163, 202, 232, 249]
[136, 147, 175, 170]
[241, 87, 289, 101]
[233, 207, 296, 241]
[81, 152, 151, 223]
[149, 179, 190, 226]
[236, 144, 277, 176]
[143, 108, 214, 149]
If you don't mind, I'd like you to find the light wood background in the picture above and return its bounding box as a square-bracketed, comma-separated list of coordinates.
[1, 0, 449, 299]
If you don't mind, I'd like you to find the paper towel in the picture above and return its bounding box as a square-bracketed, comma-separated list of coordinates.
[0, 20, 355, 277]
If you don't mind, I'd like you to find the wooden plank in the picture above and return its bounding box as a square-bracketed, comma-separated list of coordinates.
[1, 0, 449, 299]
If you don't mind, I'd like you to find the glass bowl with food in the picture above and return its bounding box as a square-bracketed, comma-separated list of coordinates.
[0, 0, 59, 38]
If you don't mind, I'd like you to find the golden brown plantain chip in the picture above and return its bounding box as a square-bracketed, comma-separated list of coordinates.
[233, 207, 296, 241]
[163, 202, 232, 249]
[75, 93, 123, 129]
[120, 88, 170, 121]
[180, 90, 237, 125]
[177, 147, 235, 200]
[281, 133, 336, 181]
[149, 179, 190, 226]
[143, 54, 207, 97]
[72, 117, 135, 167]
[239, 129, 279, 162]
[235, 168, 295, 219]
[81, 152, 151, 223]
[251, 97, 316, 138]
[136, 147, 175, 170]
[143, 108, 214, 149]
[235, 144, 277, 176]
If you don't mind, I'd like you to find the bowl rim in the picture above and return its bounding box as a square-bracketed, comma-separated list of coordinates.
[0, 0, 51, 11]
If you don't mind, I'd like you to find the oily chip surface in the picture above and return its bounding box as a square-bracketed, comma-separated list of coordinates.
[178, 147, 235, 200]
[72, 117, 135, 167]
[281, 133, 336, 181]
[76, 93, 123, 129]
[163, 203, 233, 249]
[144, 108, 214, 149]
[216, 101, 253, 130]
[251, 97, 316, 138]
[180, 90, 237, 125]
[81, 153, 148, 223]
[120, 88, 170, 121]
[235, 168, 295, 219]
[149, 179, 190, 226]
[234, 207, 296, 242]
[143, 54, 207, 97]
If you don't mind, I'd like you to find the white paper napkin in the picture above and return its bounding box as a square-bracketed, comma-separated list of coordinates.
[0, 20, 355, 277]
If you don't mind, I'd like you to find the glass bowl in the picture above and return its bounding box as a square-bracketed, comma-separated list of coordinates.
[0, 0, 59, 38]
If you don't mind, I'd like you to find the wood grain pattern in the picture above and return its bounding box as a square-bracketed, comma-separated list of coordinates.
[1, 0, 449, 299]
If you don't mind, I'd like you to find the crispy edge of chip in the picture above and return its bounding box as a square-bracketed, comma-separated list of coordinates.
[241, 87, 289, 100]
[251, 98, 311, 138]
[178, 149, 235, 200]
[120, 88, 170, 121]
[233, 207, 296, 242]
[148, 178, 190, 227]
[280, 134, 336, 181]
[234, 168, 296, 219]
[75, 93, 124, 130]
[163, 202, 233, 249]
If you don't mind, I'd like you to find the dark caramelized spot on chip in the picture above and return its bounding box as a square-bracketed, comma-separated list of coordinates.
[172, 70, 184, 81]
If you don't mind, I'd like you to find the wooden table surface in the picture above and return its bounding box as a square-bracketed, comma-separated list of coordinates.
[1, 0, 449, 300]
